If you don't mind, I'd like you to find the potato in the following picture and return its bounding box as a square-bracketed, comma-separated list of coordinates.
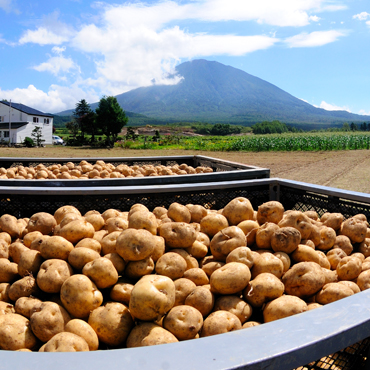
[263, 295, 308, 323]
[332, 235, 353, 255]
[200, 213, 229, 238]
[14, 297, 42, 318]
[37, 259, 73, 293]
[104, 252, 126, 274]
[110, 279, 134, 305]
[0, 313, 38, 350]
[68, 247, 101, 270]
[338, 280, 361, 294]
[0, 258, 18, 283]
[23, 231, 43, 248]
[242, 321, 261, 328]
[0, 283, 11, 302]
[102, 208, 123, 221]
[358, 238, 370, 257]
[271, 226, 301, 254]
[257, 201, 284, 225]
[210, 262, 251, 295]
[60, 274, 103, 319]
[153, 206, 168, 220]
[273, 251, 291, 273]
[159, 222, 197, 249]
[84, 213, 105, 231]
[200, 310, 241, 337]
[244, 272, 285, 307]
[182, 268, 209, 286]
[316, 250, 331, 269]
[316, 226, 336, 251]
[185, 286, 215, 316]
[237, 220, 259, 246]
[327, 249, 347, 270]
[8, 241, 28, 264]
[213, 295, 252, 324]
[75, 238, 102, 254]
[278, 211, 313, 239]
[8, 276, 39, 302]
[39, 235, 74, 261]
[17, 249, 43, 277]
[251, 252, 284, 279]
[126, 322, 178, 347]
[186, 204, 208, 223]
[315, 282, 354, 304]
[167, 202, 191, 223]
[82, 257, 118, 289]
[41, 332, 89, 352]
[357, 269, 370, 290]
[0, 214, 20, 239]
[54, 206, 81, 225]
[340, 217, 367, 243]
[0, 231, 12, 245]
[0, 301, 15, 314]
[174, 278, 197, 306]
[125, 257, 155, 279]
[65, 319, 99, 351]
[27, 212, 57, 235]
[128, 211, 158, 235]
[222, 197, 254, 225]
[58, 219, 95, 244]
[321, 213, 344, 231]
[336, 256, 362, 281]
[30, 301, 71, 342]
[88, 302, 134, 346]
[291, 244, 320, 264]
[163, 305, 203, 340]
[105, 217, 128, 234]
[282, 262, 326, 298]
[225, 246, 254, 269]
[255, 222, 279, 249]
[29, 235, 49, 251]
[210, 226, 246, 261]
[116, 228, 155, 261]
[100, 230, 121, 255]
[129, 275, 175, 321]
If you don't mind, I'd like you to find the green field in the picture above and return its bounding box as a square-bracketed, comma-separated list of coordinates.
[112, 132, 370, 152]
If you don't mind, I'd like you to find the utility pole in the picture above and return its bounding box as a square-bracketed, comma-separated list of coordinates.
[8, 99, 11, 146]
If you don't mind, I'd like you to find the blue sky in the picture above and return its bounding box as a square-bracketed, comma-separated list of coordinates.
[0, 0, 369, 116]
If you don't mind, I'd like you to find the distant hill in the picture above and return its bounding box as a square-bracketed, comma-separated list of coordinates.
[56, 59, 369, 126]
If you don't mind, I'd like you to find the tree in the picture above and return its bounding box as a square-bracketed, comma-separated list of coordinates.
[350, 122, 358, 131]
[95, 96, 128, 147]
[31, 126, 45, 147]
[342, 122, 350, 132]
[73, 99, 95, 140]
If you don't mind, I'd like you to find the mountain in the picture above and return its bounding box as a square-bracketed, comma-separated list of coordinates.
[56, 59, 369, 126]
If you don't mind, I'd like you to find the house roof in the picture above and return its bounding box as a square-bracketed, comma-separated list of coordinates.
[0, 122, 29, 129]
[0, 101, 53, 118]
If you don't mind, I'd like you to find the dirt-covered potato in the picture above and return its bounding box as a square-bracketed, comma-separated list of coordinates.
[273, 251, 291, 273]
[17, 249, 43, 277]
[129, 275, 175, 321]
[167, 202, 191, 223]
[0, 231, 12, 245]
[82, 257, 118, 289]
[126, 322, 178, 347]
[244, 272, 285, 307]
[222, 197, 254, 225]
[159, 222, 197, 249]
[225, 246, 254, 269]
[0, 301, 15, 314]
[251, 252, 284, 279]
[0, 214, 20, 239]
[263, 295, 308, 323]
[57, 219, 95, 244]
[39, 235, 74, 260]
[110, 279, 134, 305]
[327, 249, 347, 270]
[271, 226, 301, 254]
[315, 282, 354, 304]
[84, 213, 105, 232]
[8, 276, 39, 302]
[0, 283, 11, 302]
[200, 310, 241, 337]
[357, 269, 370, 291]
[213, 295, 252, 324]
[100, 231, 121, 255]
[358, 238, 370, 257]
[40, 332, 89, 352]
[88, 302, 134, 347]
[54, 206, 81, 225]
[30, 301, 71, 342]
[257, 201, 284, 225]
[105, 217, 128, 234]
[14, 297, 42, 318]
[65, 319, 99, 351]
[173, 278, 197, 306]
[0, 259, 18, 283]
[282, 262, 326, 298]
[185, 286, 215, 316]
[35, 260, 73, 295]
[23, 231, 43, 248]
[278, 211, 313, 240]
[68, 247, 100, 270]
[200, 213, 229, 238]
[338, 281, 361, 294]
[336, 256, 362, 281]
[116, 228, 155, 261]
[237, 220, 259, 246]
[163, 305, 203, 340]
[255, 222, 280, 249]
[186, 204, 208, 223]
[27, 212, 57, 235]
[316, 226, 336, 251]
[340, 217, 367, 243]
[125, 257, 155, 279]
[291, 244, 320, 264]
[321, 213, 344, 231]
[333, 235, 353, 255]
[0, 313, 38, 350]
[210, 226, 246, 261]
[60, 274, 103, 319]
[182, 268, 209, 286]
[128, 211, 157, 235]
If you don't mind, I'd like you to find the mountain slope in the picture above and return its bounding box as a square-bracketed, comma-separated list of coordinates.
[57, 59, 368, 125]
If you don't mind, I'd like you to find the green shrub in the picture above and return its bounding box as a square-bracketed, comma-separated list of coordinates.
[23, 137, 34, 147]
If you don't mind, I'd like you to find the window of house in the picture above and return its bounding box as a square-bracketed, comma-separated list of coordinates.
[44, 118, 50, 124]
[0, 116, 4, 122]
[33, 117, 39, 123]
[4, 131, 9, 138]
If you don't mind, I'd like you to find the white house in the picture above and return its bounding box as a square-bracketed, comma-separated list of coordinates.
[0, 101, 53, 145]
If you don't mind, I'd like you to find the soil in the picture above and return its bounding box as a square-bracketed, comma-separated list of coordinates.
[0, 147, 369, 193]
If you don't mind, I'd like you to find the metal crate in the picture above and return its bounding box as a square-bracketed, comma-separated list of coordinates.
[0, 155, 270, 187]
[1, 178, 370, 369]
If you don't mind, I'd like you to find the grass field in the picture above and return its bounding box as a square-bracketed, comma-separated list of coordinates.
[1, 145, 369, 194]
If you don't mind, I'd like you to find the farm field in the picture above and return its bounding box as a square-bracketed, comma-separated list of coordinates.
[0, 146, 369, 193]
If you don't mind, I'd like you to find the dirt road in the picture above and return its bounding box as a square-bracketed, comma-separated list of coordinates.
[0, 147, 369, 193]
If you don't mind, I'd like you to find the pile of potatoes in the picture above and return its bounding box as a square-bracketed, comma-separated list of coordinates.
[0, 160, 213, 180]
[0, 197, 370, 352]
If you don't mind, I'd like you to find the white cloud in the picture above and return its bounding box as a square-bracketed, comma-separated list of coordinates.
[320, 101, 351, 112]
[19, 27, 69, 45]
[0, 0, 13, 12]
[0, 84, 99, 113]
[359, 109, 370, 116]
[285, 30, 346, 47]
[33, 56, 80, 76]
[367, 20, 370, 27]
[353, 12, 370, 21]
